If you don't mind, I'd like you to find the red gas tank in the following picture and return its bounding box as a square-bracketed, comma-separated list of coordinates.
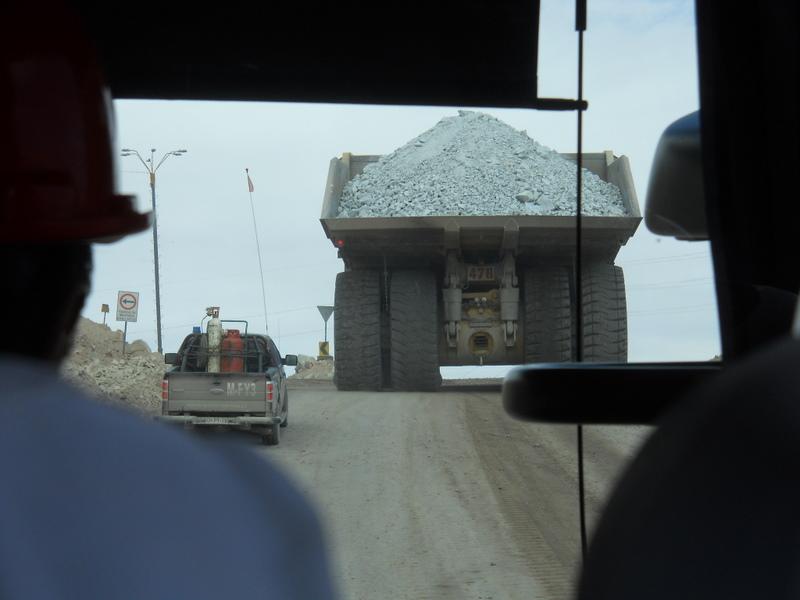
[221, 330, 245, 373]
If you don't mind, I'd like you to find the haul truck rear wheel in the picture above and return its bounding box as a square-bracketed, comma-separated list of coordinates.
[334, 270, 384, 391]
[523, 267, 573, 363]
[577, 262, 628, 362]
[389, 270, 442, 391]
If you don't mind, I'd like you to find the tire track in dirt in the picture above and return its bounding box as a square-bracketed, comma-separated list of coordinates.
[257, 386, 649, 600]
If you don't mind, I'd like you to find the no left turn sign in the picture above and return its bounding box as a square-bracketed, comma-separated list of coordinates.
[116, 290, 139, 322]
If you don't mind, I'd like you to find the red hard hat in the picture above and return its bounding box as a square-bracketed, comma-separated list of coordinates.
[0, 2, 151, 243]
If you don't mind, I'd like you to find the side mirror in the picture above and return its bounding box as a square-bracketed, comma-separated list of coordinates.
[164, 353, 179, 365]
[282, 354, 298, 367]
[645, 111, 708, 241]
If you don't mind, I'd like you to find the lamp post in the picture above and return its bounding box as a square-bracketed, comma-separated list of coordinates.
[120, 147, 187, 354]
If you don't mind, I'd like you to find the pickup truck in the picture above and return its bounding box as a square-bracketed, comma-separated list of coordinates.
[157, 330, 298, 446]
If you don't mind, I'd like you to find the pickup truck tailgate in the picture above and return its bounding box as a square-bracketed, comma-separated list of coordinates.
[165, 372, 269, 414]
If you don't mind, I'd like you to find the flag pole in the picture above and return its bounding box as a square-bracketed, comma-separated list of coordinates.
[246, 168, 269, 333]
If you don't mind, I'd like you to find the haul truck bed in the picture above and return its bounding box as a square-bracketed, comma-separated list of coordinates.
[320, 152, 642, 391]
[321, 152, 641, 268]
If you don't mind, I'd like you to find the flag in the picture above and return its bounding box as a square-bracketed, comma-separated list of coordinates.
[246, 169, 255, 193]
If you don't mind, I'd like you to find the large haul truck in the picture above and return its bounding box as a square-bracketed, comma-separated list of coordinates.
[321, 151, 641, 391]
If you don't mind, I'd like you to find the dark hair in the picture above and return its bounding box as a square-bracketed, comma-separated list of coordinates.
[0, 243, 92, 361]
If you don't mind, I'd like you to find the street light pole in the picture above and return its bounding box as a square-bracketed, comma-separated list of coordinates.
[120, 147, 187, 354]
[149, 155, 163, 355]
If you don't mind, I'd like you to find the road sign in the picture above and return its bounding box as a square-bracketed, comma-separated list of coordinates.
[317, 305, 334, 322]
[116, 291, 139, 322]
[317, 305, 334, 342]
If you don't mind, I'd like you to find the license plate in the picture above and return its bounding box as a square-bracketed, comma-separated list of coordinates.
[467, 266, 495, 281]
[203, 417, 235, 425]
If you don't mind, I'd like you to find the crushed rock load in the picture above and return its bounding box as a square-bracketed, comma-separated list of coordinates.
[338, 110, 627, 218]
[61, 317, 163, 416]
[290, 354, 334, 380]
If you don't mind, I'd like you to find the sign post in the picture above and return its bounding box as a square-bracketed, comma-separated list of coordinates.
[317, 305, 334, 341]
[101, 303, 109, 325]
[317, 305, 334, 360]
[116, 291, 139, 355]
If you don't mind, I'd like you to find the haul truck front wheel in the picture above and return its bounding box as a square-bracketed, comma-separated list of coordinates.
[334, 270, 384, 391]
[389, 270, 442, 391]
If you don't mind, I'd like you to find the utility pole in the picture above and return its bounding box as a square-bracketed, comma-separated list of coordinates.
[121, 147, 187, 353]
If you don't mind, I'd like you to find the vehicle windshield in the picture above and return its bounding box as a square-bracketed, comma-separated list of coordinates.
[66, 1, 714, 597]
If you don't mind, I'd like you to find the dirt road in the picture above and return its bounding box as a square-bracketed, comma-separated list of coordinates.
[254, 383, 651, 600]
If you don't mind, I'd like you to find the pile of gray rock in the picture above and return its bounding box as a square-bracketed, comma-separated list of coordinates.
[338, 110, 627, 218]
[290, 355, 335, 380]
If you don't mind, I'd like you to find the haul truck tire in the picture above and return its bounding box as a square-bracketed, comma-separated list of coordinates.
[334, 270, 384, 391]
[578, 262, 628, 362]
[523, 267, 573, 363]
[389, 270, 442, 391]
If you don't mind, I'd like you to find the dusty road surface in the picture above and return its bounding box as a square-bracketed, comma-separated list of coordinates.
[229, 382, 651, 600]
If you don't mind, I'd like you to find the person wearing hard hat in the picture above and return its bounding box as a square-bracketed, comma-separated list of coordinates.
[0, 4, 337, 599]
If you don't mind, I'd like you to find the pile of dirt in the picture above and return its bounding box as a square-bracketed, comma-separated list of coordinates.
[291, 355, 335, 380]
[61, 317, 164, 415]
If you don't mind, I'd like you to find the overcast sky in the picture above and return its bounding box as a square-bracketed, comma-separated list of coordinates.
[85, 0, 719, 377]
